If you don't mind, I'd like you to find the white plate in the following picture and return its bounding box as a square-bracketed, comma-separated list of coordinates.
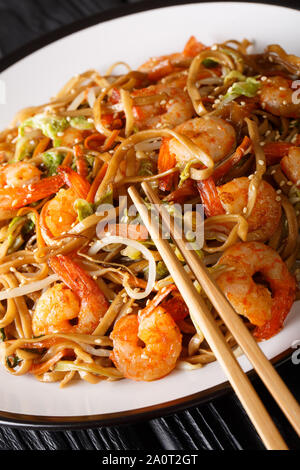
[0, 2, 299, 426]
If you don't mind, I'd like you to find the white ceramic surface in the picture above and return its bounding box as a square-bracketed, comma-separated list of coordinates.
[0, 2, 299, 419]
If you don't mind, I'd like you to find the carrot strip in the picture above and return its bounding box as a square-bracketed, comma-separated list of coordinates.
[84, 133, 106, 150]
[30, 349, 67, 376]
[157, 137, 177, 191]
[62, 151, 73, 167]
[32, 137, 51, 158]
[212, 136, 251, 183]
[197, 177, 225, 217]
[74, 144, 88, 178]
[101, 129, 120, 152]
[86, 162, 108, 203]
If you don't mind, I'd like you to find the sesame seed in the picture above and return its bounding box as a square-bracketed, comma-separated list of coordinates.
[287, 181, 293, 186]
[276, 189, 282, 194]
[243, 207, 247, 214]
[258, 160, 264, 165]
[279, 87, 286, 91]
[282, 100, 287, 105]
[279, 181, 285, 187]
[276, 196, 281, 202]
[271, 170, 276, 175]
[211, 45, 217, 50]
[261, 76, 267, 81]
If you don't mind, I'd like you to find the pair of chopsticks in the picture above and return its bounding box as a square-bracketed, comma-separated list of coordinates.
[129, 182, 300, 451]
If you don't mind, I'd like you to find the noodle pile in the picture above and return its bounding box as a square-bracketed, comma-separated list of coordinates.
[0, 37, 299, 386]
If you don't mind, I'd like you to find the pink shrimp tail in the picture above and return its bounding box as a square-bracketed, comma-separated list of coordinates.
[0, 166, 91, 211]
[49, 254, 109, 313]
[254, 284, 296, 340]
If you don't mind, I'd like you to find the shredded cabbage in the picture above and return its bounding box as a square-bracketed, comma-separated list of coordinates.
[223, 76, 261, 103]
[74, 199, 94, 222]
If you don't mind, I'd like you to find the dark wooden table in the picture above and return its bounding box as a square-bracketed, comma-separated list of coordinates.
[0, 0, 299, 451]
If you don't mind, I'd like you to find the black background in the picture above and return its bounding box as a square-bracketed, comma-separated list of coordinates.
[0, 0, 299, 451]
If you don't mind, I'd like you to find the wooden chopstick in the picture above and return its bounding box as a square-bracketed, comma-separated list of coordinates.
[141, 181, 300, 439]
[128, 185, 288, 450]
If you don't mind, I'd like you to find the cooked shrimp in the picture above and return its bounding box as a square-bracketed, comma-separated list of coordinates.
[0, 161, 41, 188]
[160, 116, 236, 167]
[110, 286, 182, 381]
[259, 76, 300, 118]
[217, 177, 282, 241]
[280, 146, 300, 185]
[60, 127, 86, 147]
[40, 167, 91, 242]
[131, 78, 194, 130]
[32, 254, 109, 335]
[0, 172, 64, 211]
[215, 241, 296, 340]
[139, 36, 206, 81]
[40, 189, 78, 239]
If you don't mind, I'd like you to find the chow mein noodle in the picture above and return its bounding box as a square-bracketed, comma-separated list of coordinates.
[0, 37, 299, 385]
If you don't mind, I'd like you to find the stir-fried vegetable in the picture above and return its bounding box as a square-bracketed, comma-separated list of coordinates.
[74, 199, 94, 221]
[19, 114, 69, 146]
[43, 151, 65, 175]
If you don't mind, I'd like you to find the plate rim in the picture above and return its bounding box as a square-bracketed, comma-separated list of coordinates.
[0, 0, 298, 428]
[0, 350, 293, 430]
